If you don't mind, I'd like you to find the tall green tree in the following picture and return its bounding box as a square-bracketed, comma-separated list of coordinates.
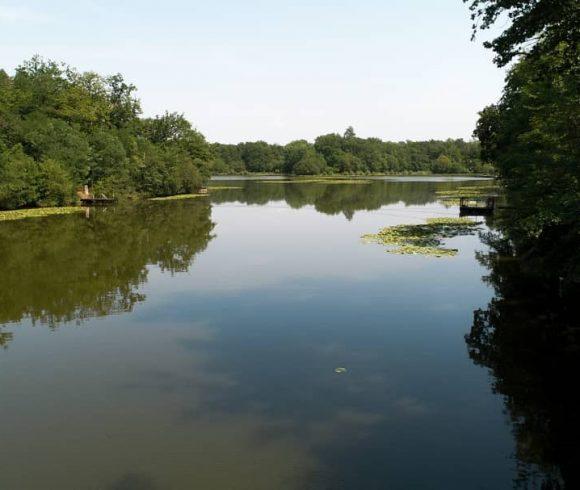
[467, 0, 579, 278]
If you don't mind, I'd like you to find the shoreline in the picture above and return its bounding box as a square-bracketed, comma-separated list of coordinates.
[1, 176, 496, 222]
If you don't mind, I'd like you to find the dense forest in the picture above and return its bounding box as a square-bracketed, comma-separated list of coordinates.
[466, 0, 579, 282]
[210, 131, 489, 176]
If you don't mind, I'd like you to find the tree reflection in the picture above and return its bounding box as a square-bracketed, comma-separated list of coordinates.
[0, 200, 214, 341]
[210, 180, 487, 219]
[466, 230, 579, 489]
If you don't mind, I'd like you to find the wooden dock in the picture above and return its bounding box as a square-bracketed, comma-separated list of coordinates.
[78, 185, 116, 206]
[459, 196, 495, 216]
[80, 197, 116, 206]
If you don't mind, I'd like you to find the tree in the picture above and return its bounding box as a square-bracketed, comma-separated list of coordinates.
[106, 73, 141, 128]
[88, 130, 128, 184]
[142, 112, 194, 145]
[464, 0, 579, 67]
[0, 57, 213, 209]
[343, 126, 356, 139]
[37, 159, 75, 206]
[239, 141, 282, 173]
[293, 152, 327, 175]
[466, 0, 580, 280]
[283, 140, 312, 173]
[0, 145, 39, 209]
[432, 154, 467, 174]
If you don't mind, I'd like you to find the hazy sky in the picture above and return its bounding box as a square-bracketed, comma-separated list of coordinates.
[0, 0, 505, 144]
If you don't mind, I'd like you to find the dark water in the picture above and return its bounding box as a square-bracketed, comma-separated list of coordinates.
[0, 178, 569, 489]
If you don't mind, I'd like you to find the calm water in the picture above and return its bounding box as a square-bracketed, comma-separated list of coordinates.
[0, 178, 527, 489]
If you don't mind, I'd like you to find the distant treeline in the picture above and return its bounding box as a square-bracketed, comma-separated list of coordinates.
[210, 130, 491, 176]
[0, 57, 212, 210]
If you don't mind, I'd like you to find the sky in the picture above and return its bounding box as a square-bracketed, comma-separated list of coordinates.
[0, 0, 506, 144]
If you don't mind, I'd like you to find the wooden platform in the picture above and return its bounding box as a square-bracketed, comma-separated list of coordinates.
[459, 196, 495, 216]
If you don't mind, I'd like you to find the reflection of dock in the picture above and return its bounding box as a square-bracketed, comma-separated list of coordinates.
[459, 196, 495, 216]
[80, 197, 116, 205]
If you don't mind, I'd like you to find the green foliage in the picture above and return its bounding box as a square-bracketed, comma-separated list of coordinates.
[293, 152, 327, 175]
[472, 44, 579, 266]
[174, 158, 205, 194]
[464, 0, 579, 67]
[0, 57, 212, 210]
[212, 133, 481, 175]
[283, 140, 328, 175]
[467, 0, 579, 280]
[431, 154, 468, 174]
[237, 141, 284, 173]
[0, 145, 39, 209]
[37, 159, 75, 206]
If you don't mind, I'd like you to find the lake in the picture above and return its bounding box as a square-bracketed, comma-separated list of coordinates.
[0, 177, 539, 489]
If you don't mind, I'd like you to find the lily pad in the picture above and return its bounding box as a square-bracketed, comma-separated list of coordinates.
[363, 217, 481, 257]
[0, 207, 84, 222]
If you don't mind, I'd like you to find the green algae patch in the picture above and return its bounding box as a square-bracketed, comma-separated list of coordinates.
[261, 178, 372, 185]
[362, 217, 482, 257]
[436, 184, 500, 206]
[149, 193, 208, 201]
[149, 187, 242, 201]
[0, 207, 84, 222]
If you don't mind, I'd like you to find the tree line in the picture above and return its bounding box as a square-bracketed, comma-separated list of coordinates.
[0, 56, 491, 211]
[210, 130, 489, 176]
[0, 57, 212, 210]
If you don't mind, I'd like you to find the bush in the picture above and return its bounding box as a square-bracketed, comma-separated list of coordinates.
[174, 158, 204, 193]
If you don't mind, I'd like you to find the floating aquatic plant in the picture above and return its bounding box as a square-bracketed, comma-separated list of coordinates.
[362, 217, 481, 257]
[261, 179, 371, 185]
[149, 187, 242, 200]
[149, 193, 208, 201]
[436, 185, 500, 206]
[0, 207, 84, 222]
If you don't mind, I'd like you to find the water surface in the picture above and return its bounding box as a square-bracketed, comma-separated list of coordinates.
[1, 178, 521, 489]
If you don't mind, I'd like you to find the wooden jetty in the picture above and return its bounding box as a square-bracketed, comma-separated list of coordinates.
[459, 196, 496, 216]
[78, 185, 116, 206]
[80, 197, 116, 205]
